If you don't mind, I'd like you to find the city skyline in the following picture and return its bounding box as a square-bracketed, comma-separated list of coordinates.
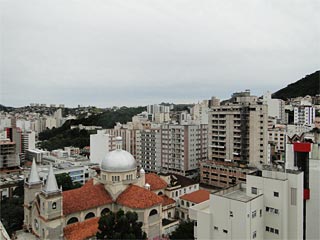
[1, 0, 319, 107]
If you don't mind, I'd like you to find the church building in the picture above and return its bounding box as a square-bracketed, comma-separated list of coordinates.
[23, 137, 172, 239]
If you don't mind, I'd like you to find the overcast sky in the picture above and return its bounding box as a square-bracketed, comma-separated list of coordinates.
[1, 0, 319, 107]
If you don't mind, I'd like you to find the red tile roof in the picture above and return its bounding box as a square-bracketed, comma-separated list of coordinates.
[180, 189, 210, 204]
[63, 217, 99, 240]
[160, 195, 175, 206]
[62, 179, 113, 215]
[116, 184, 163, 209]
[145, 173, 167, 191]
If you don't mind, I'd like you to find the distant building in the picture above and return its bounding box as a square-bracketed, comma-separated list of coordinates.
[262, 92, 285, 123]
[89, 130, 115, 165]
[294, 105, 315, 126]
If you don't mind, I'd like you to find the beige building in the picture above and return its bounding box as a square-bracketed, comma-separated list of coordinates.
[208, 90, 268, 167]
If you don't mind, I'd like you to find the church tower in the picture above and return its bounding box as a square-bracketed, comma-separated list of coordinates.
[38, 164, 63, 239]
[24, 158, 42, 231]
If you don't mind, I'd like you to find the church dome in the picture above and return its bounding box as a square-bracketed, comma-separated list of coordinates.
[101, 149, 137, 172]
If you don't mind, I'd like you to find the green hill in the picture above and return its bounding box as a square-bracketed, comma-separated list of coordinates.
[272, 70, 320, 100]
[38, 106, 146, 150]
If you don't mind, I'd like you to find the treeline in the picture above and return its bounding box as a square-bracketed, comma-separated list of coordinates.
[38, 106, 146, 151]
[272, 70, 320, 100]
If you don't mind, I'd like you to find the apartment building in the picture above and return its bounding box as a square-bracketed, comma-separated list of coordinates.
[294, 105, 316, 126]
[139, 128, 161, 172]
[190, 167, 303, 240]
[200, 160, 257, 188]
[262, 92, 285, 123]
[208, 90, 268, 166]
[268, 126, 286, 161]
[0, 139, 20, 169]
[160, 123, 207, 176]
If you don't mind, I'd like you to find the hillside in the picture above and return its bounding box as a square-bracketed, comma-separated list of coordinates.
[38, 106, 146, 150]
[272, 70, 320, 100]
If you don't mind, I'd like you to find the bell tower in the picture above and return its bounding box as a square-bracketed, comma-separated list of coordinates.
[24, 158, 42, 231]
[38, 164, 63, 239]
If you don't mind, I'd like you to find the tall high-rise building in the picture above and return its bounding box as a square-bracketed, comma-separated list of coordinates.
[208, 90, 268, 167]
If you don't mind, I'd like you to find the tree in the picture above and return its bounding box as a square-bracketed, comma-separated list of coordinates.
[0, 195, 24, 237]
[169, 221, 194, 240]
[55, 173, 81, 191]
[96, 209, 147, 240]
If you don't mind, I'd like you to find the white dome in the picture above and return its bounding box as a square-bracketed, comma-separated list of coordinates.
[101, 149, 137, 172]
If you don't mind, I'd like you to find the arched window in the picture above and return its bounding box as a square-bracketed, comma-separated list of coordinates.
[149, 209, 158, 216]
[181, 200, 185, 206]
[168, 212, 171, 218]
[52, 202, 56, 209]
[101, 208, 110, 216]
[158, 191, 163, 196]
[85, 212, 95, 219]
[67, 217, 79, 225]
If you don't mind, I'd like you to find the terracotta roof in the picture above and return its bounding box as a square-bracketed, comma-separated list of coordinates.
[145, 173, 167, 191]
[62, 179, 113, 215]
[180, 189, 210, 204]
[160, 195, 175, 206]
[116, 184, 163, 209]
[64, 217, 99, 240]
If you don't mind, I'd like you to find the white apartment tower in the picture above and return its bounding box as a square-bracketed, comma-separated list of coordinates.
[90, 130, 114, 164]
[208, 91, 268, 167]
[294, 106, 315, 126]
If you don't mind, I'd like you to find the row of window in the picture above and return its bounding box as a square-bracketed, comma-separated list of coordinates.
[213, 226, 228, 234]
[266, 207, 279, 214]
[266, 226, 279, 235]
[251, 187, 279, 198]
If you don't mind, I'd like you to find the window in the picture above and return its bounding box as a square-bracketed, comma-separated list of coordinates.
[252, 210, 257, 218]
[291, 188, 297, 206]
[266, 207, 269, 212]
[266, 226, 269, 232]
[181, 200, 184, 206]
[270, 228, 274, 233]
[187, 202, 190, 207]
[274, 209, 279, 214]
[230, 211, 233, 217]
[168, 212, 171, 218]
[214, 226, 218, 230]
[260, 209, 262, 217]
[253, 231, 257, 239]
[275, 229, 279, 235]
[52, 202, 56, 209]
[251, 187, 258, 195]
[223, 229, 228, 234]
[274, 192, 279, 197]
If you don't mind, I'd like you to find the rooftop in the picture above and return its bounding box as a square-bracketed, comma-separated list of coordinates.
[63, 217, 99, 240]
[62, 179, 113, 215]
[116, 184, 163, 209]
[180, 189, 210, 204]
[213, 184, 259, 203]
[160, 195, 176, 206]
[145, 173, 167, 191]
